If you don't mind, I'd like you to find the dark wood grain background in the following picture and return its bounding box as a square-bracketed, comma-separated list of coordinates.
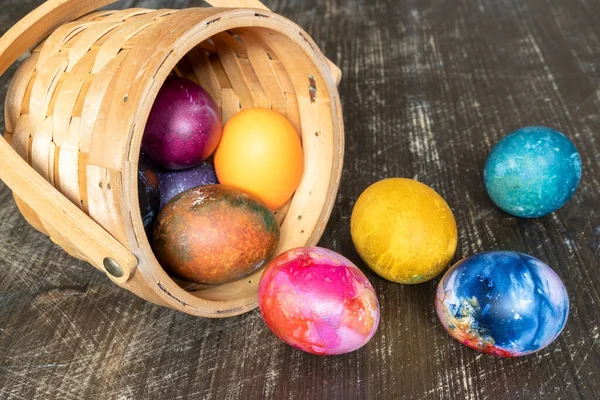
[1, 0, 599, 398]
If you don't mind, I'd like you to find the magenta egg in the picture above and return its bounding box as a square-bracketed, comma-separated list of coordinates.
[142, 76, 222, 170]
[258, 247, 380, 355]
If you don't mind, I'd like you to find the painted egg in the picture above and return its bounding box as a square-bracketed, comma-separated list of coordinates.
[484, 126, 582, 218]
[258, 247, 380, 355]
[214, 107, 303, 210]
[351, 178, 458, 284]
[158, 162, 218, 209]
[153, 185, 280, 285]
[435, 251, 569, 357]
[138, 153, 160, 236]
[142, 76, 222, 170]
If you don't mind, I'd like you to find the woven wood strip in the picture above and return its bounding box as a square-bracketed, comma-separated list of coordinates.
[221, 87, 241, 123]
[238, 31, 286, 113]
[270, 60, 296, 94]
[212, 32, 248, 58]
[102, 8, 153, 22]
[237, 58, 262, 92]
[4, 53, 38, 133]
[83, 10, 118, 21]
[11, 115, 32, 163]
[197, 39, 217, 54]
[187, 47, 222, 103]
[30, 117, 55, 185]
[217, 47, 254, 108]
[58, 117, 82, 207]
[71, 74, 93, 117]
[21, 71, 36, 116]
[80, 50, 129, 153]
[92, 10, 173, 73]
[37, 21, 96, 68]
[67, 21, 123, 71]
[53, 49, 97, 146]
[29, 53, 68, 132]
[285, 94, 302, 139]
[86, 165, 128, 244]
[209, 53, 233, 90]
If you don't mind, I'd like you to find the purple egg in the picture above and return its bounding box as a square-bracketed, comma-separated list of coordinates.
[158, 162, 219, 209]
[142, 76, 222, 170]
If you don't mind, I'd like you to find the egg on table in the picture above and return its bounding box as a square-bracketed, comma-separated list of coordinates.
[435, 251, 569, 357]
[153, 185, 280, 285]
[258, 247, 380, 355]
[484, 126, 582, 218]
[351, 178, 458, 284]
[214, 107, 303, 210]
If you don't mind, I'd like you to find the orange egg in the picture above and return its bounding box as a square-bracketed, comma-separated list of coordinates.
[214, 107, 304, 210]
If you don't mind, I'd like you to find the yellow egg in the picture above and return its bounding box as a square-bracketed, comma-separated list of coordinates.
[351, 178, 458, 284]
[214, 108, 303, 210]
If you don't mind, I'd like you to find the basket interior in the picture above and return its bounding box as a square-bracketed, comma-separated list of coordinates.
[154, 29, 303, 297]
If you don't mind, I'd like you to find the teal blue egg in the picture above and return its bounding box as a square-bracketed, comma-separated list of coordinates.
[484, 127, 581, 218]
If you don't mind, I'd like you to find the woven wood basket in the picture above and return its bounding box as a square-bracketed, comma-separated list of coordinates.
[0, 0, 343, 317]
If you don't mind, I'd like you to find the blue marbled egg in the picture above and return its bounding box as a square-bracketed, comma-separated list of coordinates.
[484, 126, 581, 218]
[435, 251, 569, 357]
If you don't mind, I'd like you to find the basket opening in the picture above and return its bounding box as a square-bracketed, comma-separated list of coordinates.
[128, 10, 341, 316]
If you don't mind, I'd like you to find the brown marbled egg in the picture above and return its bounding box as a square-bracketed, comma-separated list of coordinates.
[152, 185, 280, 285]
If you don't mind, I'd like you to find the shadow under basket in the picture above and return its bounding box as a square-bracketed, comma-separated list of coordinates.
[0, 0, 344, 317]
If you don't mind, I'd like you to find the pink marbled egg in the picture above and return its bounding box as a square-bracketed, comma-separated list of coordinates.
[258, 247, 380, 355]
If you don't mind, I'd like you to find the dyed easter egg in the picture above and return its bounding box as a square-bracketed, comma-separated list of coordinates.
[138, 154, 160, 236]
[484, 126, 582, 218]
[158, 162, 218, 209]
[351, 178, 458, 284]
[435, 251, 569, 357]
[214, 107, 303, 210]
[153, 185, 280, 285]
[142, 76, 222, 170]
[258, 247, 380, 355]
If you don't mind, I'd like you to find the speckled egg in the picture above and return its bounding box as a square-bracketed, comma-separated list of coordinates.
[138, 153, 160, 236]
[158, 162, 218, 209]
[258, 247, 380, 355]
[435, 251, 569, 357]
[351, 178, 458, 284]
[484, 126, 582, 218]
[153, 185, 280, 285]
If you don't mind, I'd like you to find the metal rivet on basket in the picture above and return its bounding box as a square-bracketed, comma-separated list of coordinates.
[103, 257, 124, 278]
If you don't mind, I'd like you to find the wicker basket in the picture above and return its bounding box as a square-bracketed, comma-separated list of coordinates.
[0, 0, 344, 317]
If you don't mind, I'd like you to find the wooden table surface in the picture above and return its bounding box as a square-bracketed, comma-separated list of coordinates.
[1, 0, 599, 398]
